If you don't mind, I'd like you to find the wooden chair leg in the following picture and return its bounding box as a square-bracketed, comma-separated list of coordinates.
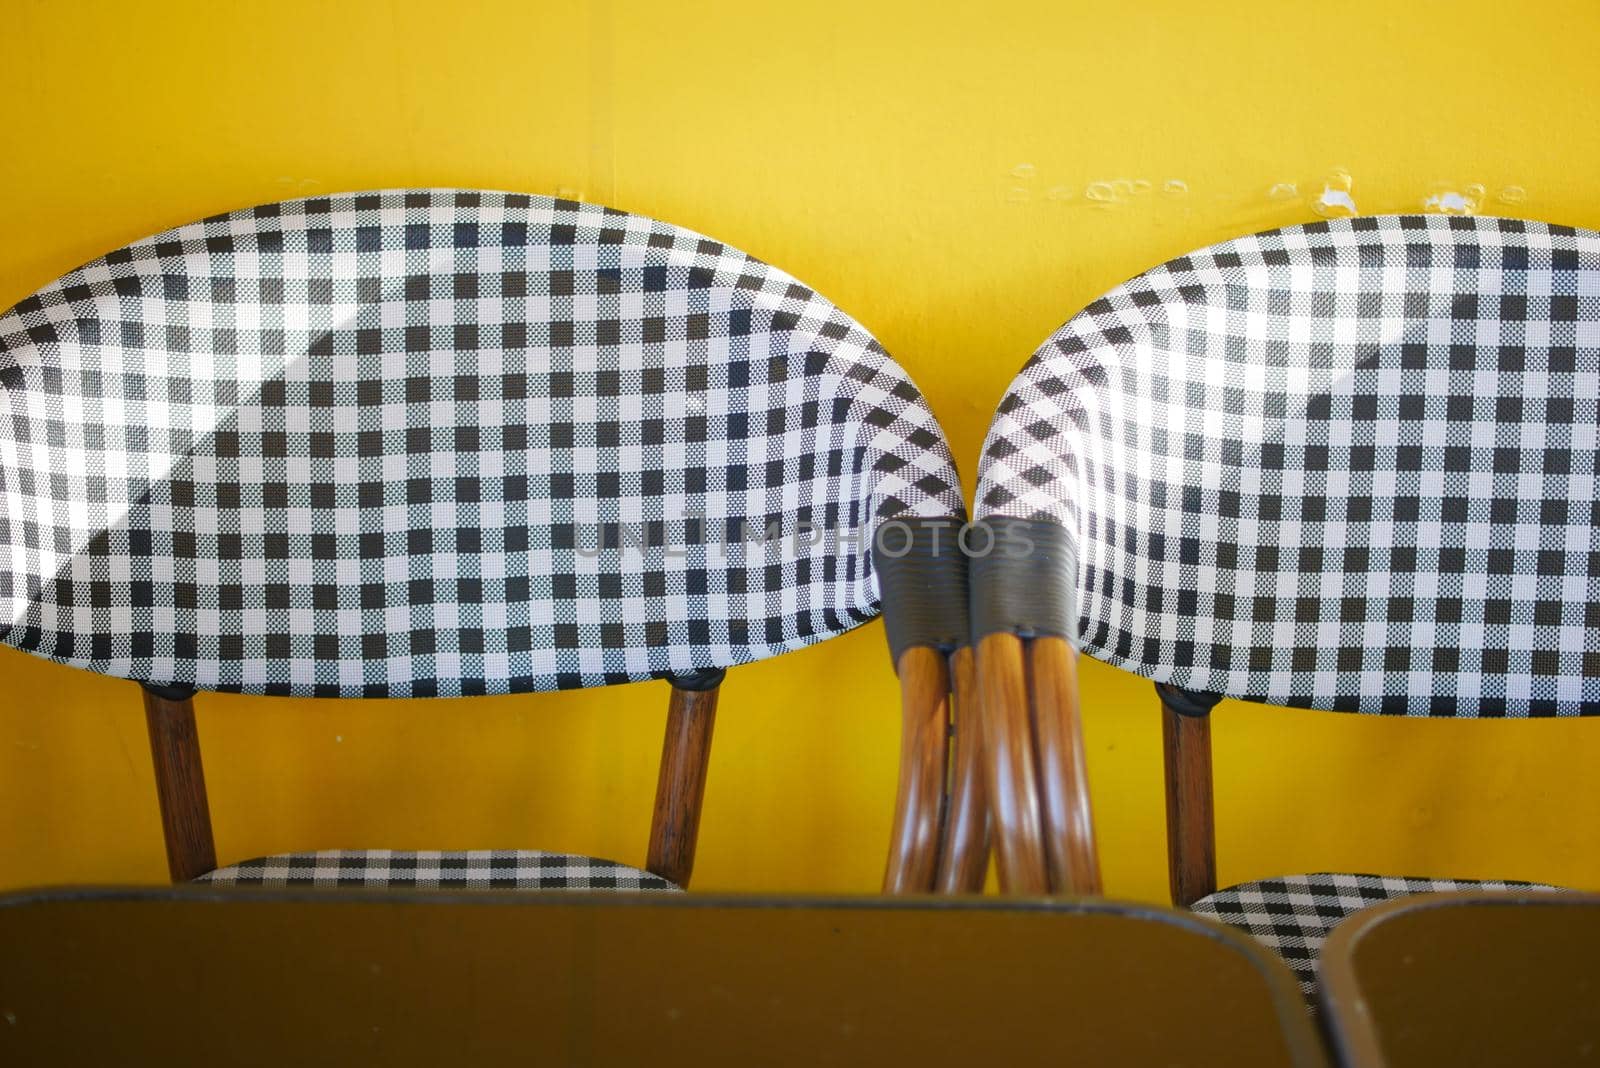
[141, 685, 217, 883]
[975, 632, 1048, 895]
[1160, 692, 1217, 907]
[647, 677, 721, 888]
[1029, 637, 1101, 895]
[884, 645, 951, 894]
[934, 645, 988, 893]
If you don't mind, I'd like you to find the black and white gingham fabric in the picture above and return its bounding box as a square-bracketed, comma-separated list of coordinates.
[196, 849, 678, 890]
[1192, 872, 1563, 1004]
[0, 190, 962, 696]
[977, 216, 1600, 715]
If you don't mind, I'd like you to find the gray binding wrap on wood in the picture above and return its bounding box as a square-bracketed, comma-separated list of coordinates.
[969, 517, 1078, 643]
[1155, 683, 1222, 718]
[142, 681, 199, 702]
[875, 515, 971, 664]
[662, 667, 726, 693]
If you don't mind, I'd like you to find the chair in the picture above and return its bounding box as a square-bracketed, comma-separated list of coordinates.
[0, 188, 978, 894]
[972, 215, 1597, 995]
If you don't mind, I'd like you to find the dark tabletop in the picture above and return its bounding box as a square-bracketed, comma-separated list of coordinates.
[1320, 892, 1600, 1068]
[0, 886, 1326, 1067]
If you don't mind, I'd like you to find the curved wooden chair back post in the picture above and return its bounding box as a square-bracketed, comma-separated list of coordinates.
[1159, 689, 1218, 906]
[934, 645, 988, 893]
[883, 646, 952, 893]
[877, 515, 975, 893]
[975, 632, 1049, 894]
[972, 633, 1099, 897]
[1030, 637, 1100, 895]
[141, 685, 216, 883]
[648, 675, 723, 889]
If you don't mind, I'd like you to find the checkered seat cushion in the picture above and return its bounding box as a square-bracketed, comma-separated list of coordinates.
[197, 850, 678, 891]
[0, 189, 964, 696]
[976, 215, 1600, 716]
[1192, 873, 1563, 1005]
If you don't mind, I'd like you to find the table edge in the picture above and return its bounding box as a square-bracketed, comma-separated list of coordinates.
[1319, 889, 1600, 1068]
[1, 883, 1328, 1065]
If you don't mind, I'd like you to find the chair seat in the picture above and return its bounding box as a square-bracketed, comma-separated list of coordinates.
[196, 850, 680, 891]
[1191, 872, 1564, 1006]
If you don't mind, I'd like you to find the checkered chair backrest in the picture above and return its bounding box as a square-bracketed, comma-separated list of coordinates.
[977, 215, 1600, 716]
[0, 189, 963, 697]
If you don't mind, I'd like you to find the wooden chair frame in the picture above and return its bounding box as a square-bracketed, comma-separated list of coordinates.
[965, 629, 1222, 905]
[1157, 686, 1222, 906]
[143, 653, 977, 892]
[883, 644, 986, 893]
[141, 674, 727, 889]
[975, 632, 1100, 896]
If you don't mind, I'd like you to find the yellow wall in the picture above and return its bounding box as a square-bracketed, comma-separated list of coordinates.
[3, 0, 1599, 900]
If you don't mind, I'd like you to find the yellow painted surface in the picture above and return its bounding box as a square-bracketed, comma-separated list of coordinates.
[3, 0, 1599, 898]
